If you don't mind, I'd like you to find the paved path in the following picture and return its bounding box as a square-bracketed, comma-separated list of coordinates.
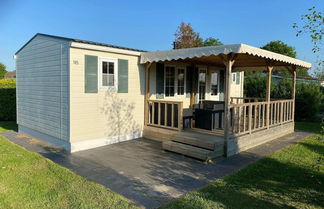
[0, 131, 311, 209]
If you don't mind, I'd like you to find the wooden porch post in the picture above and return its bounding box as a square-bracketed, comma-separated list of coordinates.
[223, 54, 236, 156]
[290, 66, 297, 122]
[144, 63, 151, 125]
[266, 65, 273, 129]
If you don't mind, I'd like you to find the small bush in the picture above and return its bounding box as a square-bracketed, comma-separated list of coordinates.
[245, 74, 324, 122]
[295, 82, 323, 121]
[0, 79, 16, 121]
[244, 73, 267, 98]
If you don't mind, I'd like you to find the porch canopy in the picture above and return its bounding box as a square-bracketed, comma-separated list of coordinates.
[140, 44, 311, 70]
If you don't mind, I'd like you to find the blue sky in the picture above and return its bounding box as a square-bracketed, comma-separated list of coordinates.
[0, 0, 323, 73]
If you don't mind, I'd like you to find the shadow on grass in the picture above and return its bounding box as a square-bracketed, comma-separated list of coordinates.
[0, 121, 18, 132]
[163, 145, 324, 209]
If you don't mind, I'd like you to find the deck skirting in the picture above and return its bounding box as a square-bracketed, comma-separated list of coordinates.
[226, 122, 294, 156]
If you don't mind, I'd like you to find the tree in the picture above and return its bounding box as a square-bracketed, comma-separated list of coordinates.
[261, 40, 297, 58]
[314, 65, 324, 79]
[293, 7, 323, 53]
[173, 22, 203, 49]
[0, 62, 7, 79]
[173, 22, 224, 49]
[293, 6, 323, 79]
[202, 37, 223, 46]
[261, 41, 310, 77]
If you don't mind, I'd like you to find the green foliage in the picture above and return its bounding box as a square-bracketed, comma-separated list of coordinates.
[295, 82, 324, 121]
[314, 65, 324, 79]
[0, 79, 16, 121]
[0, 62, 7, 79]
[202, 37, 223, 46]
[260, 41, 310, 77]
[271, 78, 292, 99]
[245, 74, 324, 121]
[261, 40, 297, 58]
[293, 6, 323, 53]
[244, 73, 267, 98]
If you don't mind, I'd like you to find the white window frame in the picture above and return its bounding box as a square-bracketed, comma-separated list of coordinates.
[197, 67, 207, 103]
[98, 57, 118, 90]
[164, 65, 186, 98]
[210, 69, 220, 100]
[175, 67, 186, 98]
[232, 72, 236, 83]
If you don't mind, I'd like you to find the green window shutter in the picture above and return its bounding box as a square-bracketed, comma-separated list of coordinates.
[118, 59, 128, 93]
[84, 55, 98, 93]
[156, 63, 164, 99]
[186, 66, 193, 98]
[219, 70, 225, 101]
[236, 72, 240, 85]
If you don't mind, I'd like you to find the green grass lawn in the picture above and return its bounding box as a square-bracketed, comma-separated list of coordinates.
[295, 121, 323, 134]
[163, 123, 324, 209]
[0, 121, 17, 132]
[0, 135, 139, 209]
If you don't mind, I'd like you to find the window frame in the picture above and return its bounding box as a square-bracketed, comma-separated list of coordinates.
[164, 65, 186, 98]
[210, 70, 220, 99]
[232, 72, 236, 83]
[197, 67, 207, 102]
[98, 57, 118, 90]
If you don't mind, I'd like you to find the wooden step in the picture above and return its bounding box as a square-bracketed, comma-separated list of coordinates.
[162, 141, 223, 161]
[171, 134, 216, 150]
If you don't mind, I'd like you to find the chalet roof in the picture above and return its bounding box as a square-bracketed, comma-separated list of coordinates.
[15, 33, 146, 55]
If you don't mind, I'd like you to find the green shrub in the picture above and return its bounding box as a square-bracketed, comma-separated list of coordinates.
[244, 73, 267, 98]
[272, 78, 292, 99]
[244, 74, 324, 121]
[295, 82, 323, 121]
[0, 79, 16, 121]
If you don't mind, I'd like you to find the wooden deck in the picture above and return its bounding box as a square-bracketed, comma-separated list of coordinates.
[144, 121, 295, 160]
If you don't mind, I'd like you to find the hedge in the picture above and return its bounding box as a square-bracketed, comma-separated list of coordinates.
[244, 74, 324, 121]
[0, 79, 16, 121]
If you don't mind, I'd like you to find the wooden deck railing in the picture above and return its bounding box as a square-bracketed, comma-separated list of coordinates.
[147, 100, 183, 131]
[230, 97, 266, 104]
[230, 99, 294, 135]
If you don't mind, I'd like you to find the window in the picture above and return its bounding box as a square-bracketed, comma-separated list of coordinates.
[165, 66, 175, 97]
[100, 58, 117, 89]
[164, 66, 186, 97]
[211, 72, 218, 96]
[198, 68, 206, 102]
[232, 72, 236, 83]
[177, 68, 185, 96]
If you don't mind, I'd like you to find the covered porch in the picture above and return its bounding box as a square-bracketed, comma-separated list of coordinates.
[140, 44, 311, 160]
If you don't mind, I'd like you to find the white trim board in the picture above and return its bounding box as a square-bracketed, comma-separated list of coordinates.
[71, 42, 142, 56]
[70, 131, 143, 153]
[18, 125, 71, 151]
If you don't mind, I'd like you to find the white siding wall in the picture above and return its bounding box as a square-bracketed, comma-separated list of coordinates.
[69, 48, 145, 148]
[16, 35, 70, 142]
